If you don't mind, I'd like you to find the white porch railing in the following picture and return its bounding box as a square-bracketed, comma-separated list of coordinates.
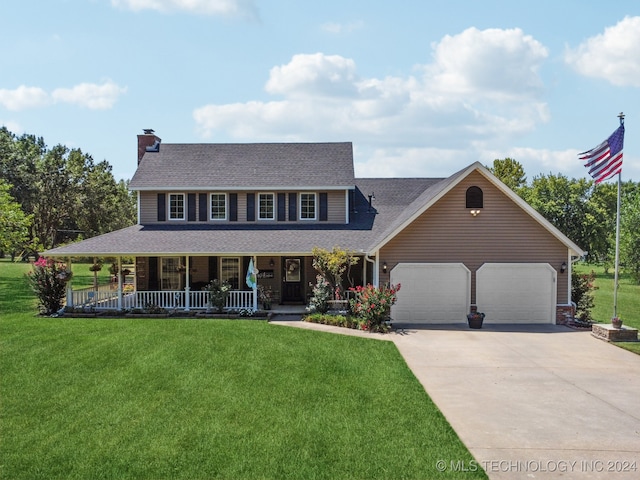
[70, 289, 256, 312]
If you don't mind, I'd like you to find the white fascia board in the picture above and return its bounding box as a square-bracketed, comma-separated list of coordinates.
[131, 185, 355, 192]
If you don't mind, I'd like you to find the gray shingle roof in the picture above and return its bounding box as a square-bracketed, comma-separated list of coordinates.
[44, 177, 443, 256]
[129, 142, 356, 190]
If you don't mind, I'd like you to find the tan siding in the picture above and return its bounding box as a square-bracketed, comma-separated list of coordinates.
[327, 190, 346, 223]
[139, 192, 157, 224]
[380, 171, 569, 304]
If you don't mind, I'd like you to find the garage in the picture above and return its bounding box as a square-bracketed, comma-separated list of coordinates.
[390, 263, 470, 323]
[476, 263, 557, 324]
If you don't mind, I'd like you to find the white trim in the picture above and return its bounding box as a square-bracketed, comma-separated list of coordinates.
[131, 185, 355, 192]
[168, 193, 186, 221]
[299, 192, 317, 221]
[368, 162, 587, 257]
[345, 190, 349, 224]
[209, 192, 228, 221]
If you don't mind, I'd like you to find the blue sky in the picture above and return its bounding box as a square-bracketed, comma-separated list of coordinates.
[2, 0, 639, 182]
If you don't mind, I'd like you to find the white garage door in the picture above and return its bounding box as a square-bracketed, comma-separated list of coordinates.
[476, 263, 556, 324]
[390, 263, 470, 323]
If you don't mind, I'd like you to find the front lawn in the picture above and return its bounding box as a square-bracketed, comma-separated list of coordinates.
[574, 262, 640, 354]
[0, 259, 486, 479]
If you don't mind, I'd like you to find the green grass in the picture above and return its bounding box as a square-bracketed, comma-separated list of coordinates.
[0, 259, 486, 479]
[574, 262, 640, 354]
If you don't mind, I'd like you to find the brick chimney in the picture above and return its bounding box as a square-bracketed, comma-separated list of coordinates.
[137, 129, 161, 164]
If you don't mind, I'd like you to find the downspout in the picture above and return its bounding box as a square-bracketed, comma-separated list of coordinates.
[364, 252, 377, 287]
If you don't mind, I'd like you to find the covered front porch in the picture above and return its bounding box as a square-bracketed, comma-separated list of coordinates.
[63, 253, 370, 313]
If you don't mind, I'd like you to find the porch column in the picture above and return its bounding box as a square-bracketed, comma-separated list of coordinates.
[184, 256, 190, 312]
[66, 256, 73, 308]
[117, 256, 123, 310]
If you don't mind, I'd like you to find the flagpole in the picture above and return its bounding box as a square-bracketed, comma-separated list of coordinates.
[613, 170, 621, 319]
[612, 112, 624, 320]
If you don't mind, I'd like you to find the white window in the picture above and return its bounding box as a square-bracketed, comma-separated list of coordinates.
[221, 257, 240, 290]
[258, 193, 274, 220]
[169, 193, 185, 220]
[300, 193, 317, 220]
[210, 193, 227, 220]
[161, 257, 182, 290]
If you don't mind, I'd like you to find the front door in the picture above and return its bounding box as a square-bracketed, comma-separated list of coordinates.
[282, 258, 304, 303]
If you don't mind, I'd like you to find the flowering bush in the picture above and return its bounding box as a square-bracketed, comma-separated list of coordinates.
[308, 275, 332, 313]
[205, 279, 231, 312]
[349, 283, 401, 332]
[258, 285, 273, 306]
[26, 256, 72, 315]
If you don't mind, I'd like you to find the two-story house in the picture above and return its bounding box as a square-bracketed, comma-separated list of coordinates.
[44, 130, 586, 324]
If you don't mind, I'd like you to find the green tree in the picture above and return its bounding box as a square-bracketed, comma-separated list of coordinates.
[621, 187, 640, 283]
[488, 158, 527, 192]
[0, 180, 32, 256]
[524, 174, 606, 262]
[0, 128, 137, 249]
[311, 246, 360, 298]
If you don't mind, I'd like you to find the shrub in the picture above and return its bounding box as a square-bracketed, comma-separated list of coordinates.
[205, 279, 231, 312]
[302, 313, 359, 329]
[26, 257, 72, 315]
[572, 270, 596, 322]
[308, 275, 332, 313]
[349, 283, 401, 333]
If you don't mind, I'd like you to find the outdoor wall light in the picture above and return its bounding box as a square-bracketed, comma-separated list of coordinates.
[269, 258, 275, 267]
[560, 262, 567, 274]
[383, 262, 388, 273]
[470, 209, 481, 217]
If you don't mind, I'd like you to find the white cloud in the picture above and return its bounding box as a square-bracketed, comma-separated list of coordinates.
[321, 20, 364, 35]
[428, 27, 548, 99]
[565, 16, 640, 87]
[265, 53, 359, 98]
[0, 81, 126, 111]
[110, 0, 258, 18]
[0, 86, 49, 111]
[194, 27, 552, 174]
[52, 81, 127, 109]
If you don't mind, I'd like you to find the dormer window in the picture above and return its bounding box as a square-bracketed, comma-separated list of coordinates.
[258, 193, 275, 220]
[300, 193, 317, 220]
[210, 193, 227, 220]
[465, 186, 483, 209]
[169, 193, 185, 220]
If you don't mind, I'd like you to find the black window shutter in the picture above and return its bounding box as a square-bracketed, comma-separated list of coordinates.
[319, 192, 328, 221]
[148, 257, 158, 290]
[246, 193, 255, 221]
[157, 193, 166, 221]
[187, 193, 196, 221]
[288, 193, 297, 221]
[199, 194, 207, 221]
[208, 256, 218, 281]
[277, 193, 286, 221]
[229, 193, 238, 222]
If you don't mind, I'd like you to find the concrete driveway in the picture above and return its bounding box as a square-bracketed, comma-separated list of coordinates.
[391, 324, 640, 479]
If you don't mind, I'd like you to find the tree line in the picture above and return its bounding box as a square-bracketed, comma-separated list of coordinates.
[1, 127, 638, 283]
[489, 158, 640, 283]
[0, 127, 136, 258]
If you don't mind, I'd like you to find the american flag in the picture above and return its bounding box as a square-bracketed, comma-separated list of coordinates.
[579, 124, 624, 183]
